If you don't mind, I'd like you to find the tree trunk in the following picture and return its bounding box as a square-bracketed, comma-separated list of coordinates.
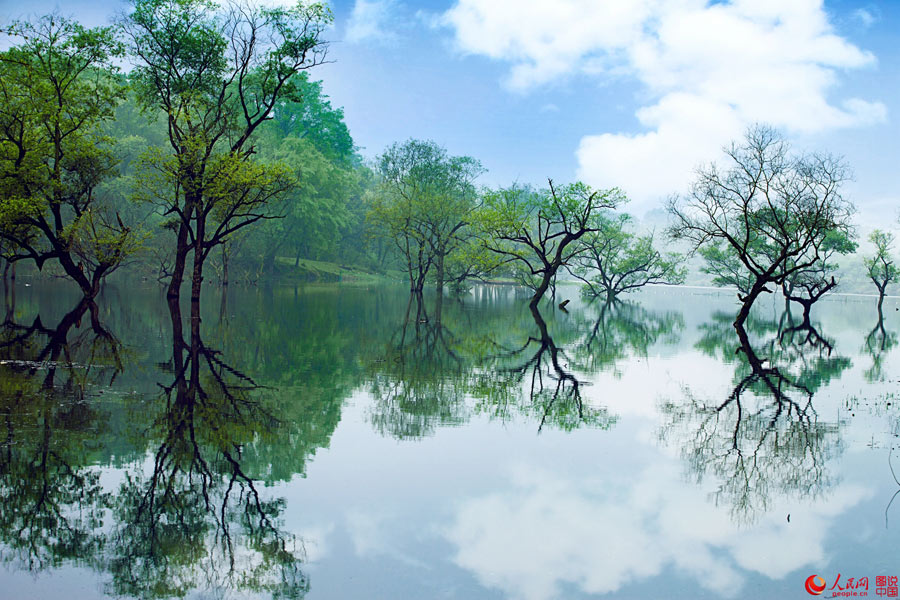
[734, 280, 768, 329]
[435, 251, 445, 294]
[57, 251, 95, 298]
[800, 299, 813, 326]
[221, 245, 229, 287]
[191, 248, 205, 304]
[167, 220, 191, 300]
[434, 288, 443, 324]
[530, 263, 560, 308]
[90, 265, 108, 299]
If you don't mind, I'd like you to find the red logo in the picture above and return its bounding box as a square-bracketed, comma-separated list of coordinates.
[806, 575, 827, 595]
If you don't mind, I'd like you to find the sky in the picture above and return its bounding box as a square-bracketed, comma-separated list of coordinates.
[2, 0, 899, 227]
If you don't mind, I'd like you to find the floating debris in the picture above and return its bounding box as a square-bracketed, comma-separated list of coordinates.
[0, 359, 89, 369]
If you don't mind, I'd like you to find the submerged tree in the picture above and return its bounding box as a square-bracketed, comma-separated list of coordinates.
[865, 229, 898, 317]
[368, 139, 484, 293]
[475, 181, 626, 307]
[568, 213, 686, 301]
[122, 0, 332, 302]
[781, 229, 856, 325]
[0, 16, 140, 298]
[667, 125, 856, 328]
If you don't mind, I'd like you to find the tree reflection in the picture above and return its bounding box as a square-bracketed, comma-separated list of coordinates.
[367, 293, 469, 439]
[567, 299, 683, 375]
[0, 296, 123, 571]
[363, 292, 685, 436]
[0, 289, 309, 598]
[862, 310, 896, 383]
[475, 303, 615, 432]
[661, 310, 846, 523]
[107, 297, 307, 598]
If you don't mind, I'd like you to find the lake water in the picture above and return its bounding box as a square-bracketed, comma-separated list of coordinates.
[1, 281, 898, 599]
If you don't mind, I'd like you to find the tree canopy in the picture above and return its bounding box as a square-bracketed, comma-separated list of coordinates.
[667, 125, 856, 327]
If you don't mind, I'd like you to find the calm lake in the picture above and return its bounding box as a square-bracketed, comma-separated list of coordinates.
[1, 281, 898, 599]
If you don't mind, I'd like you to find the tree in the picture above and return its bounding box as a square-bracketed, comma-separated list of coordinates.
[238, 81, 368, 279]
[780, 229, 856, 325]
[568, 212, 686, 301]
[368, 139, 484, 293]
[443, 237, 505, 292]
[864, 229, 898, 316]
[122, 0, 332, 302]
[0, 15, 138, 298]
[667, 125, 855, 328]
[474, 180, 626, 307]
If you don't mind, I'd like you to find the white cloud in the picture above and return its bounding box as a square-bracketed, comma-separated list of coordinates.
[441, 0, 654, 90]
[345, 0, 398, 45]
[852, 8, 877, 28]
[441, 0, 885, 213]
[445, 462, 869, 600]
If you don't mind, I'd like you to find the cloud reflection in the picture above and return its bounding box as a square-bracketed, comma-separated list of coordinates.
[446, 462, 868, 600]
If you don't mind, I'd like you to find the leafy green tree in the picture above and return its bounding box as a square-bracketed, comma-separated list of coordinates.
[217, 73, 372, 281]
[474, 180, 625, 307]
[122, 0, 332, 302]
[667, 125, 856, 328]
[443, 236, 505, 292]
[864, 229, 898, 316]
[369, 139, 484, 292]
[568, 212, 686, 301]
[247, 136, 362, 278]
[267, 73, 358, 167]
[0, 16, 138, 298]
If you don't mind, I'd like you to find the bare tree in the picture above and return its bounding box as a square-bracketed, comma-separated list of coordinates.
[667, 125, 856, 328]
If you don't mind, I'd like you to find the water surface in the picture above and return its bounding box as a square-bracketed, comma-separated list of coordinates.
[1, 281, 898, 599]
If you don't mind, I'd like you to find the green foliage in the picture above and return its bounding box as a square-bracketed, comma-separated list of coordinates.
[266, 73, 357, 166]
[368, 139, 484, 291]
[699, 243, 755, 294]
[0, 15, 134, 295]
[668, 125, 856, 323]
[123, 0, 333, 298]
[864, 229, 898, 297]
[570, 212, 686, 299]
[474, 181, 626, 304]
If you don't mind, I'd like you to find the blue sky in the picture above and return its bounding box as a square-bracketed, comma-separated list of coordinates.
[4, 0, 899, 226]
